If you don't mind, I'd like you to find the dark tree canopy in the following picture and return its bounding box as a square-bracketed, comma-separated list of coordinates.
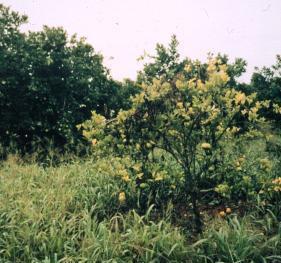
[0, 5, 133, 152]
[250, 55, 281, 122]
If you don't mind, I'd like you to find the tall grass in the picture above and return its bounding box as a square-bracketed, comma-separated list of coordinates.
[0, 157, 188, 262]
[197, 216, 281, 262]
[0, 156, 280, 262]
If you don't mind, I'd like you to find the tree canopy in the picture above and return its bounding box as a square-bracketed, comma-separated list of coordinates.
[0, 4, 133, 152]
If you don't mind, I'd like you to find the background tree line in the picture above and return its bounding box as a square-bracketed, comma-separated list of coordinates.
[0, 4, 280, 156]
[0, 4, 139, 156]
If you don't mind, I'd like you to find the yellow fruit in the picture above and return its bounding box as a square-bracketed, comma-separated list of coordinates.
[201, 143, 212, 150]
[118, 192, 126, 203]
[177, 102, 183, 108]
[146, 142, 152, 148]
[219, 211, 226, 217]
[238, 157, 245, 162]
[140, 183, 147, 189]
[226, 208, 232, 214]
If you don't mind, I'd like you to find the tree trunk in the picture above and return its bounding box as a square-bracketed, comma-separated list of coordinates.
[191, 191, 203, 233]
[184, 166, 203, 233]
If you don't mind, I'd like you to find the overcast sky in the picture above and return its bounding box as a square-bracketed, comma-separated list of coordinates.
[2, 0, 281, 82]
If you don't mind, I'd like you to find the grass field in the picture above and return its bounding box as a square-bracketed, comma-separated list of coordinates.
[0, 154, 280, 262]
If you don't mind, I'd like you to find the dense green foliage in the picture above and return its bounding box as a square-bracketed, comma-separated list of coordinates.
[1, 4, 280, 155]
[0, 4, 281, 262]
[81, 55, 273, 232]
[0, 4, 138, 154]
[250, 55, 281, 122]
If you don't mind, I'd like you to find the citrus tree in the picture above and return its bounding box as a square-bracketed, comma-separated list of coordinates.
[80, 57, 269, 232]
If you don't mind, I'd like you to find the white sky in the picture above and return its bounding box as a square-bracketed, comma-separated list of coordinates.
[2, 0, 281, 83]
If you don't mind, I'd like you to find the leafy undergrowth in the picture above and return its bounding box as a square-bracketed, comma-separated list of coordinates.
[0, 157, 280, 262]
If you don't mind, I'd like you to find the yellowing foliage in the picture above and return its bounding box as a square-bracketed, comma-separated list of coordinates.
[79, 57, 271, 232]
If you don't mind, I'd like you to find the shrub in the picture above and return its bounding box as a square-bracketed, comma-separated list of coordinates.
[81, 56, 269, 232]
